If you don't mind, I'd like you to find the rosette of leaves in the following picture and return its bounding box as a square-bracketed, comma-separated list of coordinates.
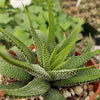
[0, 0, 100, 99]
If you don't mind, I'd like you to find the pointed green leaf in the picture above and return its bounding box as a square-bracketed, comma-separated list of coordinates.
[0, 82, 26, 89]
[49, 45, 58, 65]
[43, 43, 50, 71]
[0, 62, 33, 82]
[52, 69, 100, 86]
[0, 57, 6, 62]
[36, 30, 48, 43]
[67, 45, 75, 57]
[0, 27, 35, 64]
[0, 49, 51, 80]
[2, 78, 50, 97]
[47, 0, 56, 53]
[58, 21, 84, 52]
[62, 50, 100, 69]
[83, 35, 92, 54]
[23, 4, 44, 66]
[54, 56, 73, 70]
[9, 46, 28, 62]
[78, 35, 92, 67]
[43, 88, 66, 100]
[48, 66, 93, 81]
[50, 37, 78, 70]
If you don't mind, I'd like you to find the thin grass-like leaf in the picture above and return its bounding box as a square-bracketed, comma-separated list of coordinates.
[47, 0, 56, 53]
[58, 21, 84, 52]
[83, 35, 92, 54]
[23, 4, 44, 66]
[54, 56, 73, 70]
[78, 35, 92, 67]
[49, 45, 58, 64]
[62, 49, 100, 69]
[50, 37, 78, 70]
[43, 43, 50, 71]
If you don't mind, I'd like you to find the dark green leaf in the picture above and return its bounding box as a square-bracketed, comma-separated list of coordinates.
[0, 62, 33, 81]
[3, 78, 50, 97]
[47, 0, 56, 53]
[52, 69, 100, 86]
[0, 48, 52, 80]
[48, 66, 93, 80]
[0, 82, 26, 89]
[58, 21, 84, 52]
[43, 88, 66, 100]
[62, 50, 100, 69]
[23, 4, 44, 66]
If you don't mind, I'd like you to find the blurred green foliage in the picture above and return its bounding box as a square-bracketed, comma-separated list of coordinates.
[0, 0, 83, 46]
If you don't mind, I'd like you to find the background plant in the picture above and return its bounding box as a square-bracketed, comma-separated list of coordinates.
[0, 0, 83, 46]
[0, 0, 100, 99]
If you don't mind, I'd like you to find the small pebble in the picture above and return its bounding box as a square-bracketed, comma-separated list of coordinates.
[35, 98, 39, 100]
[83, 91, 88, 97]
[39, 96, 44, 100]
[76, 97, 80, 100]
[0, 74, 3, 79]
[63, 90, 71, 98]
[0, 97, 5, 100]
[29, 97, 35, 100]
[70, 88, 75, 96]
[67, 97, 75, 100]
[21, 99, 28, 100]
[74, 86, 83, 96]
[61, 88, 68, 92]
[0, 80, 3, 85]
[85, 96, 90, 100]
[80, 84, 84, 87]
[89, 91, 94, 97]
[5, 98, 10, 100]
[88, 84, 94, 91]
[74, 96, 80, 100]
[80, 98, 85, 100]
[83, 84, 88, 91]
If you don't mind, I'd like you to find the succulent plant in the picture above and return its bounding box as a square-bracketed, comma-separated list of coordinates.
[0, 0, 100, 99]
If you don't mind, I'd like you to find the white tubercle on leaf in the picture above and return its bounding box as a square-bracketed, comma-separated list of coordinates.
[10, 0, 32, 10]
